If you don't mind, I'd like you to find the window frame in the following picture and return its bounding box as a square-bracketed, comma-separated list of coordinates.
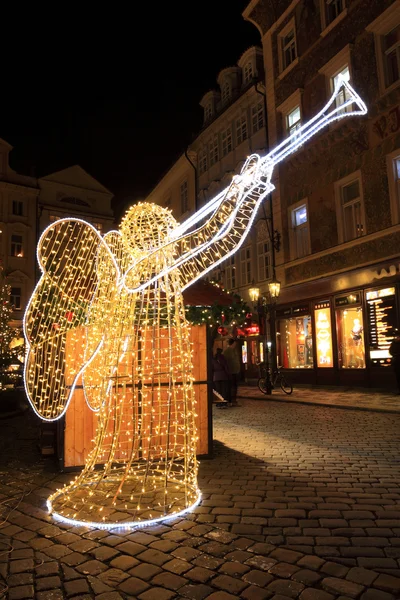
[277, 88, 303, 141]
[12, 200, 24, 217]
[334, 170, 366, 244]
[236, 114, 248, 146]
[199, 148, 208, 174]
[243, 61, 253, 84]
[221, 81, 231, 104]
[180, 180, 188, 215]
[10, 233, 24, 258]
[319, 45, 352, 117]
[224, 256, 236, 290]
[10, 287, 22, 311]
[257, 238, 271, 282]
[367, 4, 400, 97]
[251, 101, 264, 134]
[221, 126, 233, 157]
[387, 148, 400, 225]
[278, 18, 298, 78]
[320, 0, 347, 37]
[288, 199, 311, 260]
[239, 246, 252, 286]
[209, 136, 219, 167]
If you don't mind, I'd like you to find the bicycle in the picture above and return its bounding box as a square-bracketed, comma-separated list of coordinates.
[257, 362, 293, 395]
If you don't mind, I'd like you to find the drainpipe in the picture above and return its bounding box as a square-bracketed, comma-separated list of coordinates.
[184, 148, 198, 212]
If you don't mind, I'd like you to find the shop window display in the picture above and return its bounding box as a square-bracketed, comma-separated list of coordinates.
[276, 315, 313, 368]
[366, 287, 397, 366]
[336, 306, 365, 368]
[315, 302, 333, 367]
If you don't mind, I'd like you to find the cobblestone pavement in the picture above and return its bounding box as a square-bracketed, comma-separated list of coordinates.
[2, 397, 400, 599]
[237, 384, 400, 413]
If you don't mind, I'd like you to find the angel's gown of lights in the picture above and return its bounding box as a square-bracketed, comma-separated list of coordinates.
[51, 206, 199, 525]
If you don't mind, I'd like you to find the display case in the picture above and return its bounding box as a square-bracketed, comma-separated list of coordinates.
[335, 292, 365, 369]
[314, 300, 333, 368]
[276, 305, 313, 369]
[366, 286, 397, 367]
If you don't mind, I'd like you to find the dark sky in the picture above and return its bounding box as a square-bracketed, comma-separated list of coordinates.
[2, 2, 260, 219]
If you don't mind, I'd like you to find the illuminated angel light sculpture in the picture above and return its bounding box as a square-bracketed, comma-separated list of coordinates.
[24, 77, 367, 529]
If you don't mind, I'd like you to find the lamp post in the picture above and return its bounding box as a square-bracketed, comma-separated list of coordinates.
[249, 276, 281, 395]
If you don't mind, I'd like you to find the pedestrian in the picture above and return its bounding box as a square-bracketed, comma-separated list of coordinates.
[212, 347, 231, 405]
[389, 331, 400, 394]
[223, 338, 241, 406]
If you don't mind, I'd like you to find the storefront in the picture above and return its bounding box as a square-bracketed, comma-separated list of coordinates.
[274, 260, 400, 388]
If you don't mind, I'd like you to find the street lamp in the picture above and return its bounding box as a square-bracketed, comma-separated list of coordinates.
[250, 276, 280, 395]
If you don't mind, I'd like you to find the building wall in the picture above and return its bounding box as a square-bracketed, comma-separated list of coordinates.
[243, 0, 400, 387]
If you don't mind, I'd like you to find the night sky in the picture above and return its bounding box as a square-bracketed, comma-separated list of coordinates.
[2, 2, 260, 219]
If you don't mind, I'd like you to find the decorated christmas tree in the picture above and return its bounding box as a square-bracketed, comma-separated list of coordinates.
[0, 270, 16, 370]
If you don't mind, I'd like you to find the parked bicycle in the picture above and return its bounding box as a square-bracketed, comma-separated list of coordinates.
[256, 361, 293, 395]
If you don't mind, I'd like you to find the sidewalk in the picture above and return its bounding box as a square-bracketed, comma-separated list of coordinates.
[237, 382, 400, 413]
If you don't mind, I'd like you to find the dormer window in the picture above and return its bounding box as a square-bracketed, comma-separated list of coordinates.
[222, 82, 231, 104]
[205, 103, 212, 121]
[243, 62, 253, 84]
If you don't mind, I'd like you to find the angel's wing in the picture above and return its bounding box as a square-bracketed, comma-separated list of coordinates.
[24, 219, 119, 421]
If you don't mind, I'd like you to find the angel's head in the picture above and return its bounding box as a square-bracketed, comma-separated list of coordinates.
[120, 202, 178, 255]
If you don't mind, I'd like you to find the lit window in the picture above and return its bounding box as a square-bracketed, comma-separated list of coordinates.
[12, 201, 23, 216]
[11, 234, 23, 257]
[276, 314, 313, 368]
[236, 115, 247, 145]
[240, 247, 252, 285]
[289, 202, 310, 259]
[224, 256, 236, 290]
[336, 305, 365, 369]
[221, 127, 232, 157]
[383, 25, 400, 88]
[209, 137, 219, 166]
[221, 82, 231, 104]
[180, 180, 188, 214]
[281, 28, 297, 71]
[332, 65, 352, 113]
[340, 178, 365, 241]
[251, 102, 264, 134]
[243, 62, 253, 84]
[199, 149, 207, 175]
[10, 287, 21, 310]
[286, 106, 301, 136]
[257, 240, 271, 281]
[324, 0, 345, 26]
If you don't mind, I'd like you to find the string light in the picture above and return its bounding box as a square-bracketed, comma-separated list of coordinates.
[23, 77, 367, 529]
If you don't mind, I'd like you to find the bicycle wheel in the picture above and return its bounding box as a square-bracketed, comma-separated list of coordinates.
[280, 376, 293, 395]
[258, 378, 268, 394]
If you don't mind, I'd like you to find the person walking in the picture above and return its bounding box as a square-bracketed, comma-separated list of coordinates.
[212, 347, 231, 405]
[389, 331, 400, 394]
[223, 338, 241, 406]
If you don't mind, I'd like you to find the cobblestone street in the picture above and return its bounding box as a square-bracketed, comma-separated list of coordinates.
[1, 394, 400, 599]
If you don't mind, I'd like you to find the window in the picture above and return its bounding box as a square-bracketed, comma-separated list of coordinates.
[199, 149, 207, 175]
[243, 62, 253, 84]
[236, 115, 248, 145]
[367, 4, 400, 95]
[49, 214, 62, 223]
[336, 305, 365, 369]
[209, 137, 219, 166]
[221, 127, 232, 157]
[366, 287, 397, 367]
[387, 150, 400, 224]
[251, 102, 264, 134]
[278, 19, 297, 74]
[289, 202, 310, 259]
[224, 256, 236, 290]
[335, 172, 365, 243]
[93, 223, 103, 232]
[221, 82, 231, 104]
[257, 240, 271, 281]
[383, 25, 400, 88]
[204, 103, 212, 121]
[180, 181, 188, 214]
[11, 234, 23, 257]
[286, 106, 301, 136]
[332, 65, 351, 113]
[314, 301, 333, 368]
[12, 201, 23, 216]
[276, 314, 313, 368]
[240, 247, 252, 285]
[320, 0, 347, 33]
[10, 287, 21, 310]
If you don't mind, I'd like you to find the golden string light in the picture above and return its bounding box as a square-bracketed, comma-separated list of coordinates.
[23, 77, 367, 529]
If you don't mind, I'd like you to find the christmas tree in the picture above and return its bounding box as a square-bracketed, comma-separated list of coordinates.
[0, 270, 15, 370]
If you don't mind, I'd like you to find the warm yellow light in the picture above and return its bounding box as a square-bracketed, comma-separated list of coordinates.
[249, 285, 260, 303]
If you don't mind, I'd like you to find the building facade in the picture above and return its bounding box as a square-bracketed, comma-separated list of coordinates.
[0, 138, 115, 330]
[243, 0, 400, 388]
